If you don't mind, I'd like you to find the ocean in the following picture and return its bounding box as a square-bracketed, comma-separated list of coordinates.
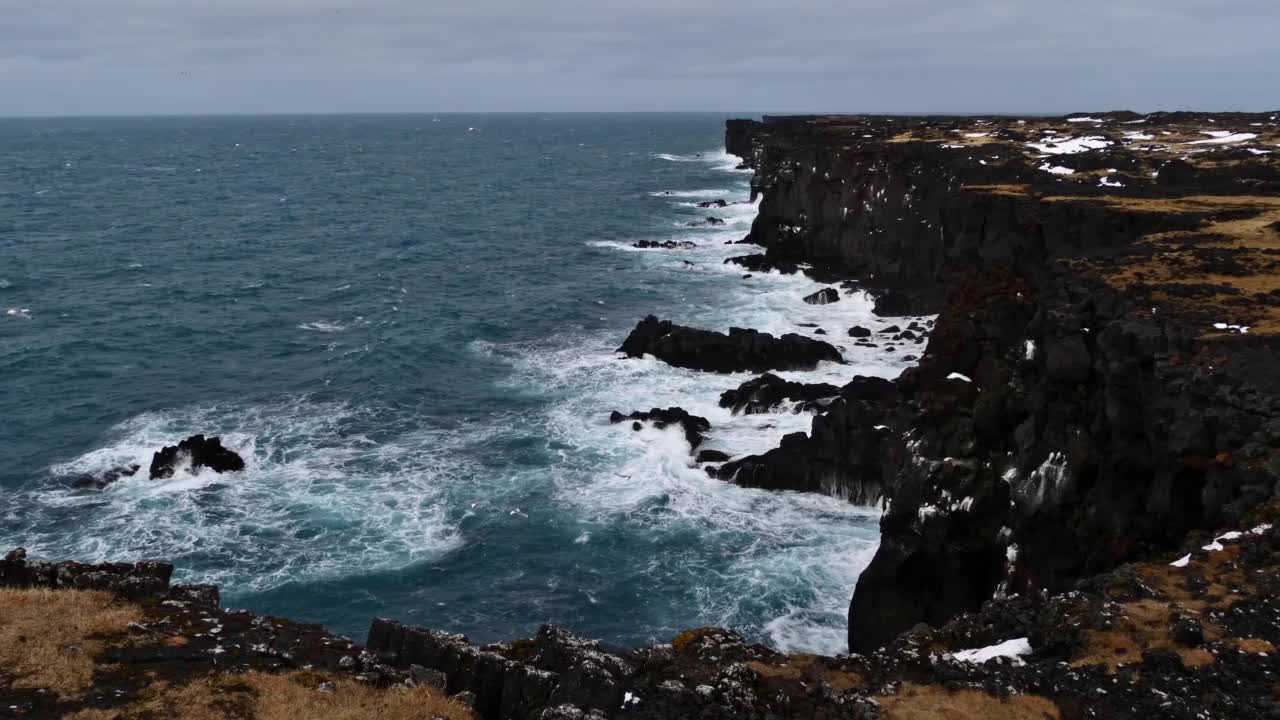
[0, 113, 907, 655]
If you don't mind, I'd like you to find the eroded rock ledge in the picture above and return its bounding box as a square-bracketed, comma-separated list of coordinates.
[8, 519, 1280, 719]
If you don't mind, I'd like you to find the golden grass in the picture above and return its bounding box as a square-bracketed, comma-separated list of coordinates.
[67, 672, 476, 720]
[961, 184, 1033, 197]
[1069, 545, 1271, 671]
[880, 683, 1060, 719]
[747, 655, 864, 692]
[0, 588, 141, 697]
[1234, 638, 1276, 654]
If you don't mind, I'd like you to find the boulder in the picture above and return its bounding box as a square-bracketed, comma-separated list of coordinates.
[803, 288, 840, 305]
[696, 449, 731, 463]
[848, 326, 872, 338]
[718, 372, 840, 415]
[610, 407, 711, 450]
[149, 435, 245, 480]
[617, 316, 842, 374]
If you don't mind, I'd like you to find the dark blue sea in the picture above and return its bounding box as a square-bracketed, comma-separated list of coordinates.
[0, 114, 906, 654]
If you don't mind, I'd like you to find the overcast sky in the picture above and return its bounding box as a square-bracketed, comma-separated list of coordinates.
[3, 0, 1277, 116]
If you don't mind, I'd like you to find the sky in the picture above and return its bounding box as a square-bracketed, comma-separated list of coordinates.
[2, 0, 1277, 116]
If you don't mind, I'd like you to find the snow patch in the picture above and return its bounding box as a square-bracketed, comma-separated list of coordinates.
[1187, 132, 1258, 146]
[952, 638, 1032, 665]
[1038, 163, 1075, 175]
[1028, 136, 1112, 155]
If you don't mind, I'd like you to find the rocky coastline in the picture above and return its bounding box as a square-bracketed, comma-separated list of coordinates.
[7, 112, 1280, 719]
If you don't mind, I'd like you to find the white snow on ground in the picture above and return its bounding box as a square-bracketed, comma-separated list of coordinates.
[1187, 132, 1258, 146]
[1212, 322, 1250, 334]
[946, 373, 972, 382]
[1099, 176, 1124, 188]
[1247, 149, 1273, 155]
[1123, 131, 1155, 141]
[1028, 136, 1112, 155]
[1067, 117, 1104, 123]
[952, 638, 1033, 665]
[1038, 163, 1075, 175]
[1170, 554, 1191, 568]
[1204, 530, 1247, 552]
[1024, 340, 1036, 360]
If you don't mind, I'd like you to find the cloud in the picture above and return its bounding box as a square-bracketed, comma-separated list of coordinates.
[2, 0, 1276, 114]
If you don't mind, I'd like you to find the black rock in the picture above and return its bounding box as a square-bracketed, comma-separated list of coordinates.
[814, 328, 827, 335]
[633, 240, 695, 250]
[719, 372, 841, 415]
[849, 326, 872, 338]
[1171, 614, 1205, 646]
[149, 435, 245, 480]
[610, 407, 711, 450]
[803, 288, 840, 305]
[696, 449, 731, 463]
[879, 325, 901, 334]
[617, 315, 842, 373]
[72, 463, 141, 490]
[697, 199, 729, 209]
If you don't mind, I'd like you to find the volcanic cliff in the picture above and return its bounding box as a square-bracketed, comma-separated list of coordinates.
[715, 112, 1280, 656]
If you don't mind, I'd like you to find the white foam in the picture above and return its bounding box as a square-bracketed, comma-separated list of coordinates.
[298, 321, 346, 333]
[17, 398, 463, 591]
[478, 163, 931, 653]
[649, 189, 734, 199]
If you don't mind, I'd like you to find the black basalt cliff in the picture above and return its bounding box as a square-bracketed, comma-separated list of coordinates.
[721, 113, 1280, 653]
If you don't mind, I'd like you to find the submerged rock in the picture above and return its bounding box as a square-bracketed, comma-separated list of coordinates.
[633, 240, 695, 250]
[695, 449, 731, 463]
[803, 287, 840, 305]
[73, 464, 141, 490]
[149, 434, 245, 480]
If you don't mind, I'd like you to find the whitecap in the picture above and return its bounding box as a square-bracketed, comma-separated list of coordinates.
[298, 321, 346, 333]
[10, 398, 465, 592]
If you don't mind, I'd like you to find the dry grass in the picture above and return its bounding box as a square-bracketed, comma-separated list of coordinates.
[1071, 546, 1266, 671]
[962, 184, 1033, 197]
[1046, 194, 1280, 335]
[1072, 600, 1216, 671]
[0, 588, 141, 697]
[69, 672, 476, 720]
[1139, 546, 1251, 612]
[1234, 638, 1276, 654]
[747, 655, 864, 692]
[880, 683, 1060, 719]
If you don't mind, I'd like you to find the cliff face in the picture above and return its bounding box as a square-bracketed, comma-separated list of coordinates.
[721, 113, 1280, 652]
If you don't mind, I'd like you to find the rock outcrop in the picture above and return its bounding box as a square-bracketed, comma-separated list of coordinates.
[617, 315, 842, 373]
[718, 372, 840, 415]
[609, 407, 711, 451]
[149, 434, 245, 479]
